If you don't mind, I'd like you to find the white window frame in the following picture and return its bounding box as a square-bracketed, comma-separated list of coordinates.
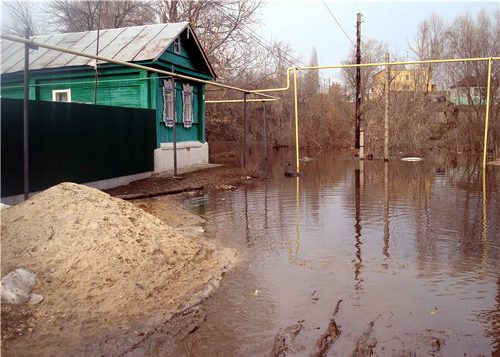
[173, 37, 181, 54]
[52, 89, 71, 102]
[162, 79, 175, 128]
[182, 83, 193, 129]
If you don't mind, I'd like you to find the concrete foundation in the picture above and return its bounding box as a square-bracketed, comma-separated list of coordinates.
[154, 141, 209, 173]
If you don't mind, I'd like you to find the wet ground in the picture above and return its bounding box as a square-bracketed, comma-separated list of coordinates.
[169, 148, 500, 356]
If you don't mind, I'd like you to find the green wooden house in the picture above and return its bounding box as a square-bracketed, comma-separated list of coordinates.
[1, 22, 216, 173]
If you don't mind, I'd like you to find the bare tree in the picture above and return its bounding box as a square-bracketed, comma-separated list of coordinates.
[45, 1, 155, 33]
[409, 12, 446, 90]
[2, 1, 41, 36]
[341, 38, 388, 101]
[443, 9, 500, 154]
[303, 47, 319, 96]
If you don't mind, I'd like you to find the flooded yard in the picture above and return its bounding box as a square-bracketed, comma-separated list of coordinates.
[174, 149, 499, 356]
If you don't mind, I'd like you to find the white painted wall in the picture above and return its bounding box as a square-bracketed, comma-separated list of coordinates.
[154, 141, 209, 173]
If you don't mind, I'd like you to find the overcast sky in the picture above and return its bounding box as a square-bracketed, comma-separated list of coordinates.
[258, 1, 499, 83]
[1, 0, 498, 85]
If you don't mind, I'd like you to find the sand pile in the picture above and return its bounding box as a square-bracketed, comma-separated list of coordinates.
[1, 182, 234, 356]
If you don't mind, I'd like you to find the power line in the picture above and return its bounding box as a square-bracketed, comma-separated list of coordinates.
[320, 0, 355, 46]
[352, 0, 360, 12]
[214, 4, 338, 87]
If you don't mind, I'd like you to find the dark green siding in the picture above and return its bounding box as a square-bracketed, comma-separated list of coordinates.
[1, 98, 156, 197]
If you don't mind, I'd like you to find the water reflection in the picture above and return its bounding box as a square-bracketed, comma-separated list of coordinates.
[354, 167, 363, 289]
[383, 162, 390, 259]
[179, 148, 500, 356]
[482, 171, 489, 269]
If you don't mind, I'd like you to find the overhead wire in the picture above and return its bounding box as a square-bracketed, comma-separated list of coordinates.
[320, 0, 355, 46]
[214, 4, 337, 90]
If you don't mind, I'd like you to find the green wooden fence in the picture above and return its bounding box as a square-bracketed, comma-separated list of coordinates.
[1, 99, 156, 198]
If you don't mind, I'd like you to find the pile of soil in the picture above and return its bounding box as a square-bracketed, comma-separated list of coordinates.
[1, 183, 235, 356]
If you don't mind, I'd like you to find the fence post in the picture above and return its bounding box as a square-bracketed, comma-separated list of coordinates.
[23, 28, 30, 201]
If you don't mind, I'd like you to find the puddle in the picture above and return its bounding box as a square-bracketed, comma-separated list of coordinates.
[176, 149, 500, 356]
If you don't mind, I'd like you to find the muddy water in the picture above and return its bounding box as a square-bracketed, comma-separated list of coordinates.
[177, 149, 500, 356]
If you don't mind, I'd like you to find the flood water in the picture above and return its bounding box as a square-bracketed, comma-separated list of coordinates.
[176, 148, 500, 356]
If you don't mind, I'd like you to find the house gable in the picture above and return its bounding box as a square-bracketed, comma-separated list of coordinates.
[155, 27, 215, 80]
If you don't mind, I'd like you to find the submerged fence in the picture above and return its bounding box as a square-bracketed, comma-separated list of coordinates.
[1, 99, 156, 198]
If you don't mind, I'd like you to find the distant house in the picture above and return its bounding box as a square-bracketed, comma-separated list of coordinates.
[0, 22, 216, 172]
[448, 76, 498, 105]
[371, 68, 434, 99]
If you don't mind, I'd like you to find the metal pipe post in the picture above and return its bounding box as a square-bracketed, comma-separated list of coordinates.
[293, 68, 300, 173]
[483, 57, 492, 170]
[243, 92, 248, 167]
[23, 29, 30, 201]
[172, 65, 177, 175]
[263, 102, 268, 176]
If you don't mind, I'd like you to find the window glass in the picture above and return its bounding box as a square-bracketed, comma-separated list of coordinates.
[174, 37, 181, 54]
[52, 89, 71, 102]
[182, 84, 193, 128]
[163, 79, 175, 127]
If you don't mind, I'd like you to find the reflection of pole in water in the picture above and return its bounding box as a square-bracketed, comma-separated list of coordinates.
[245, 186, 250, 245]
[481, 171, 489, 268]
[383, 162, 390, 258]
[296, 176, 300, 260]
[493, 278, 500, 354]
[289, 176, 300, 264]
[354, 168, 363, 287]
[265, 179, 268, 230]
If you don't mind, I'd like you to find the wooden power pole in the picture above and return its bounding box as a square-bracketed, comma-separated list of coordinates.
[384, 52, 390, 161]
[354, 12, 362, 151]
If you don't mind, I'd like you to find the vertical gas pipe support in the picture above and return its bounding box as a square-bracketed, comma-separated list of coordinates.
[293, 68, 300, 173]
[482, 57, 492, 170]
[384, 52, 390, 161]
[23, 28, 30, 201]
[243, 92, 248, 167]
[263, 102, 268, 176]
[172, 66, 177, 175]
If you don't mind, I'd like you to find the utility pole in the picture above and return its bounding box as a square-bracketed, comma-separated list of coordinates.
[384, 52, 390, 161]
[354, 12, 362, 151]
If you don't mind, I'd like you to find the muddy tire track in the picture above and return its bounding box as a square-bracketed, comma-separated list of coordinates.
[269, 321, 304, 357]
[310, 299, 343, 357]
[349, 318, 378, 357]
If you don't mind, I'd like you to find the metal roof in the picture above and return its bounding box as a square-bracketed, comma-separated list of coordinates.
[1, 22, 215, 78]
